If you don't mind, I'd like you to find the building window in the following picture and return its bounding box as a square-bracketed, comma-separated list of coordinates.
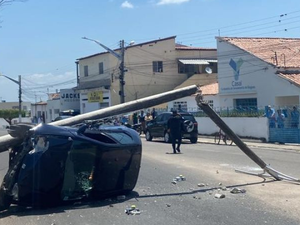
[99, 102, 109, 108]
[207, 100, 214, 108]
[234, 98, 257, 111]
[84, 65, 89, 77]
[173, 101, 187, 112]
[99, 62, 104, 74]
[153, 61, 163, 73]
[178, 64, 199, 74]
[54, 109, 60, 114]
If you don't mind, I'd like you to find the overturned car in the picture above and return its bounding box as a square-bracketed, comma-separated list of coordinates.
[0, 122, 142, 211]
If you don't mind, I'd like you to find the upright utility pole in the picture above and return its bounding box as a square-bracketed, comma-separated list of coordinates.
[18, 75, 22, 123]
[0, 74, 22, 122]
[119, 40, 125, 103]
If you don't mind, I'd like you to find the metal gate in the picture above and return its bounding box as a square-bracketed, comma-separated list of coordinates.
[269, 128, 300, 143]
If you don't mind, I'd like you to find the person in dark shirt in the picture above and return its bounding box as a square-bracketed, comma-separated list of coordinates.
[151, 108, 157, 119]
[167, 110, 184, 154]
[139, 110, 146, 134]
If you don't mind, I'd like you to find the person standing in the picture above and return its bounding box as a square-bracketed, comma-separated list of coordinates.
[151, 108, 157, 119]
[167, 110, 184, 154]
[133, 112, 138, 125]
[265, 105, 276, 128]
[276, 109, 285, 128]
[139, 110, 146, 134]
[145, 112, 153, 122]
[291, 106, 299, 128]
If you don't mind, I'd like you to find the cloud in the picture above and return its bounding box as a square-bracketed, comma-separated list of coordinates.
[121, 1, 134, 8]
[157, 0, 190, 5]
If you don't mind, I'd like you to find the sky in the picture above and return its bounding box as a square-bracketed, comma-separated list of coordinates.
[0, 0, 299, 103]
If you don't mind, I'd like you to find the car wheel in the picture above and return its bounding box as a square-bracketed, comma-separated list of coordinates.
[164, 132, 171, 143]
[0, 185, 12, 212]
[190, 137, 198, 143]
[145, 130, 152, 141]
[183, 120, 194, 133]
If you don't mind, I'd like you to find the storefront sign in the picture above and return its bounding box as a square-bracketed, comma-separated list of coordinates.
[88, 91, 103, 103]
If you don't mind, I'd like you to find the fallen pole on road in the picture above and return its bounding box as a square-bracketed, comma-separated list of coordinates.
[0, 85, 198, 153]
[195, 94, 300, 183]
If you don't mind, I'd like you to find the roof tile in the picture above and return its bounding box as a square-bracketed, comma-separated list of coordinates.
[220, 37, 300, 68]
[278, 73, 300, 87]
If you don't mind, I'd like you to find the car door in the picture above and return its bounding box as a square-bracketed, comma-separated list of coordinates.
[149, 114, 163, 137]
[156, 114, 169, 137]
[160, 113, 171, 136]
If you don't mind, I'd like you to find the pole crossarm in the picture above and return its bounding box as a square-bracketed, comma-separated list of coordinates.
[195, 93, 300, 183]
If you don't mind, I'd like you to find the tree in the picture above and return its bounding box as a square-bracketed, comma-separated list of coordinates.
[0, 109, 26, 124]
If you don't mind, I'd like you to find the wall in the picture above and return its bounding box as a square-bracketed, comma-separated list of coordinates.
[217, 39, 300, 109]
[168, 94, 220, 112]
[196, 116, 269, 141]
[0, 101, 31, 114]
[80, 89, 110, 114]
[46, 99, 60, 122]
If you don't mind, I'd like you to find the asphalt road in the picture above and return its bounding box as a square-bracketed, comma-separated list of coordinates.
[0, 137, 300, 225]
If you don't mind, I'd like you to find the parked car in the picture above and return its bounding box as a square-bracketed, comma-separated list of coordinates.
[53, 115, 73, 121]
[145, 112, 198, 143]
[0, 122, 142, 211]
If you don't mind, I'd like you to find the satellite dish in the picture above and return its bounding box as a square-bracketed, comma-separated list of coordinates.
[129, 41, 135, 46]
[205, 67, 212, 74]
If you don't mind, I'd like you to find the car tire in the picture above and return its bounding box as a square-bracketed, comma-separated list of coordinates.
[0, 185, 12, 212]
[145, 130, 152, 141]
[190, 137, 198, 143]
[164, 132, 171, 143]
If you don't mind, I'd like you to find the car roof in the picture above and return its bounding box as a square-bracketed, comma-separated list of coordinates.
[161, 111, 192, 116]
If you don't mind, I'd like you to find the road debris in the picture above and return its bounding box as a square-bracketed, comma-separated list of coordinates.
[172, 175, 186, 184]
[214, 193, 225, 199]
[197, 183, 205, 187]
[125, 205, 141, 215]
[230, 187, 246, 194]
[166, 203, 171, 207]
[193, 195, 201, 200]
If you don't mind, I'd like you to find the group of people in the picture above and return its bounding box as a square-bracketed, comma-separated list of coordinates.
[132, 108, 157, 134]
[266, 105, 299, 128]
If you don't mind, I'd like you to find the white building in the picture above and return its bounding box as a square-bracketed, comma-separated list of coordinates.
[169, 37, 300, 111]
[31, 101, 47, 123]
[46, 89, 80, 122]
[76, 36, 217, 113]
[216, 37, 300, 109]
[0, 101, 31, 115]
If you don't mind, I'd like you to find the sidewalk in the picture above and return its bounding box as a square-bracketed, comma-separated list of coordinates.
[198, 135, 300, 152]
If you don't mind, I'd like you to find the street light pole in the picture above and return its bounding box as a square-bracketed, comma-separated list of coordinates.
[0, 74, 22, 122]
[82, 37, 126, 104]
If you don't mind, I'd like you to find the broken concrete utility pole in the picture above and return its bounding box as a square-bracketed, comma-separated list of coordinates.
[0, 85, 198, 153]
[195, 94, 300, 183]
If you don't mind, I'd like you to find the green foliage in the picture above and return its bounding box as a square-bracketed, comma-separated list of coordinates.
[0, 109, 26, 122]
